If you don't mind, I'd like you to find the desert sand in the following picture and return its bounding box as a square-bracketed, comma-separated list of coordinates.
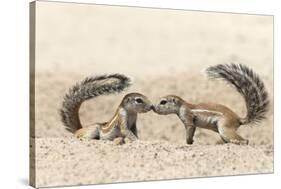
[31, 1, 273, 188]
[32, 71, 273, 188]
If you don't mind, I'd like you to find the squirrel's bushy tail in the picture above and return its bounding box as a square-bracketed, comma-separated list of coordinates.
[60, 74, 131, 133]
[206, 63, 269, 125]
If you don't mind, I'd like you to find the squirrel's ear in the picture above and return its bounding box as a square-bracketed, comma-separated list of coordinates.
[125, 97, 130, 103]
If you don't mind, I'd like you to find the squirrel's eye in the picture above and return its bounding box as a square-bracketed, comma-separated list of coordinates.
[160, 100, 167, 105]
[135, 98, 144, 104]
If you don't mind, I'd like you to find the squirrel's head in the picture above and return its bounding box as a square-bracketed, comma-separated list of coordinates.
[121, 93, 153, 113]
[153, 95, 184, 115]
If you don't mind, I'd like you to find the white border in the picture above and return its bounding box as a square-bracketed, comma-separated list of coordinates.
[0, 0, 279, 189]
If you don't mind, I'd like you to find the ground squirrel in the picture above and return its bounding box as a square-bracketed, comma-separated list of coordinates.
[60, 74, 153, 143]
[153, 64, 269, 145]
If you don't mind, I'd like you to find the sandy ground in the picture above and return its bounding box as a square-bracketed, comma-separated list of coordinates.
[32, 71, 274, 188]
[32, 1, 273, 188]
[33, 139, 273, 187]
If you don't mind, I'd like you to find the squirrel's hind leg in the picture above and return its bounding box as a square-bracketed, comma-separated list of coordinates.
[217, 121, 249, 145]
[74, 124, 100, 140]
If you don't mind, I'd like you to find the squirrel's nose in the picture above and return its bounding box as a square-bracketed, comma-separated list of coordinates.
[151, 105, 155, 111]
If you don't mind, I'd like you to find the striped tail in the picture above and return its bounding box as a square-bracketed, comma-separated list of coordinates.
[60, 74, 131, 133]
[206, 63, 269, 125]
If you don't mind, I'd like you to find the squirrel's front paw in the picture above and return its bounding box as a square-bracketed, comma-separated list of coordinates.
[113, 137, 125, 145]
[186, 138, 194, 145]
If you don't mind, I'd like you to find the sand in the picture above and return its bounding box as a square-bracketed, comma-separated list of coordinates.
[32, 71, 274, 188]
[33, 138, 273, 187]
[31, 2, 273, 188]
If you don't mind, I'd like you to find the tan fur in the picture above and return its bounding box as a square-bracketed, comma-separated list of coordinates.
[75, 93, 152, 143]
[153, 95, 248, 145]
[153, 64, 269, 145]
